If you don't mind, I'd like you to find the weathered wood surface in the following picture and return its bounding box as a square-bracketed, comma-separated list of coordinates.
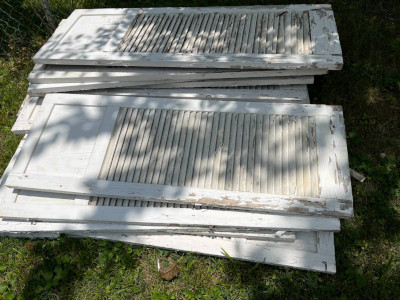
[5, 174, 353, 217]
[0, 201, 341, 231]
[6, 94, 352, 217]
[27, 76, 313, 95]
[135, 76, 314, 88]
[309, 9, 341, 55]
[0, 137, 25, 202]
[0, 220, 296, 241]
[34, 51, 343, 69]
[73, 231, 336, 273]
[13, 87, 310, 134]
[33, 6, 343, 70]
[350, 168, 366, 182]
[87, 86, 310, 102]
[28, 67, 327, 83]
[12, 96, 42, 134]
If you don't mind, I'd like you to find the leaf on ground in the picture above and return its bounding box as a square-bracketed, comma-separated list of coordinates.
[158, 257, 180, 281]
[24, 242, 35, 251]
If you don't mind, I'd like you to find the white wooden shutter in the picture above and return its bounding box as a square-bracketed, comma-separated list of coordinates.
[33, 6, 342, 69]
[6, 93, 352, 217]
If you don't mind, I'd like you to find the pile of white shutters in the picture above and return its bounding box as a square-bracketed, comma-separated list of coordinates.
[0, 5, 352, 274]
[0, 137, 339, 273]
[26, 5, 341, 93]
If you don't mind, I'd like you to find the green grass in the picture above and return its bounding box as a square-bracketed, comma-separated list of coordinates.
[1, 0, 400, 298]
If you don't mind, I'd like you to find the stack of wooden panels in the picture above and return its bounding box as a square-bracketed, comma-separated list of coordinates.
[0, 5, 352, 274]
[27, 5, 341, 94]
[1, 94, 352, 273]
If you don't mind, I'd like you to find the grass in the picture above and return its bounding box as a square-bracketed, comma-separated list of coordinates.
[0, 0, 400, 298]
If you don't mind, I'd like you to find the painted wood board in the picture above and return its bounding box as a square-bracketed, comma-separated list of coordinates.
[0, 200, 341, 231]
[89, 84, 308, 92]
[0, 137, 25, 201]
[6, 93, 352, 217]
[12, 96, 42, 134]
[82, 231, 321, 256]
[0, 220, 296, 241]
[33, 6, 343, 70]
[27, 84, 311, 99]
[12, 87, 310, 134]
[72, 231, 336, 273]
[27, 76, 313, 95]
[28, 64, 327, 84]
[34, 51, 343, 70]
[28, 68, 327, 84]
[309, 9, 341, 55]
[27, 80, 179, 95]
[34, 64, 324, 73]
[86, 86, 311, 102]
[133, 76, 314, 88]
